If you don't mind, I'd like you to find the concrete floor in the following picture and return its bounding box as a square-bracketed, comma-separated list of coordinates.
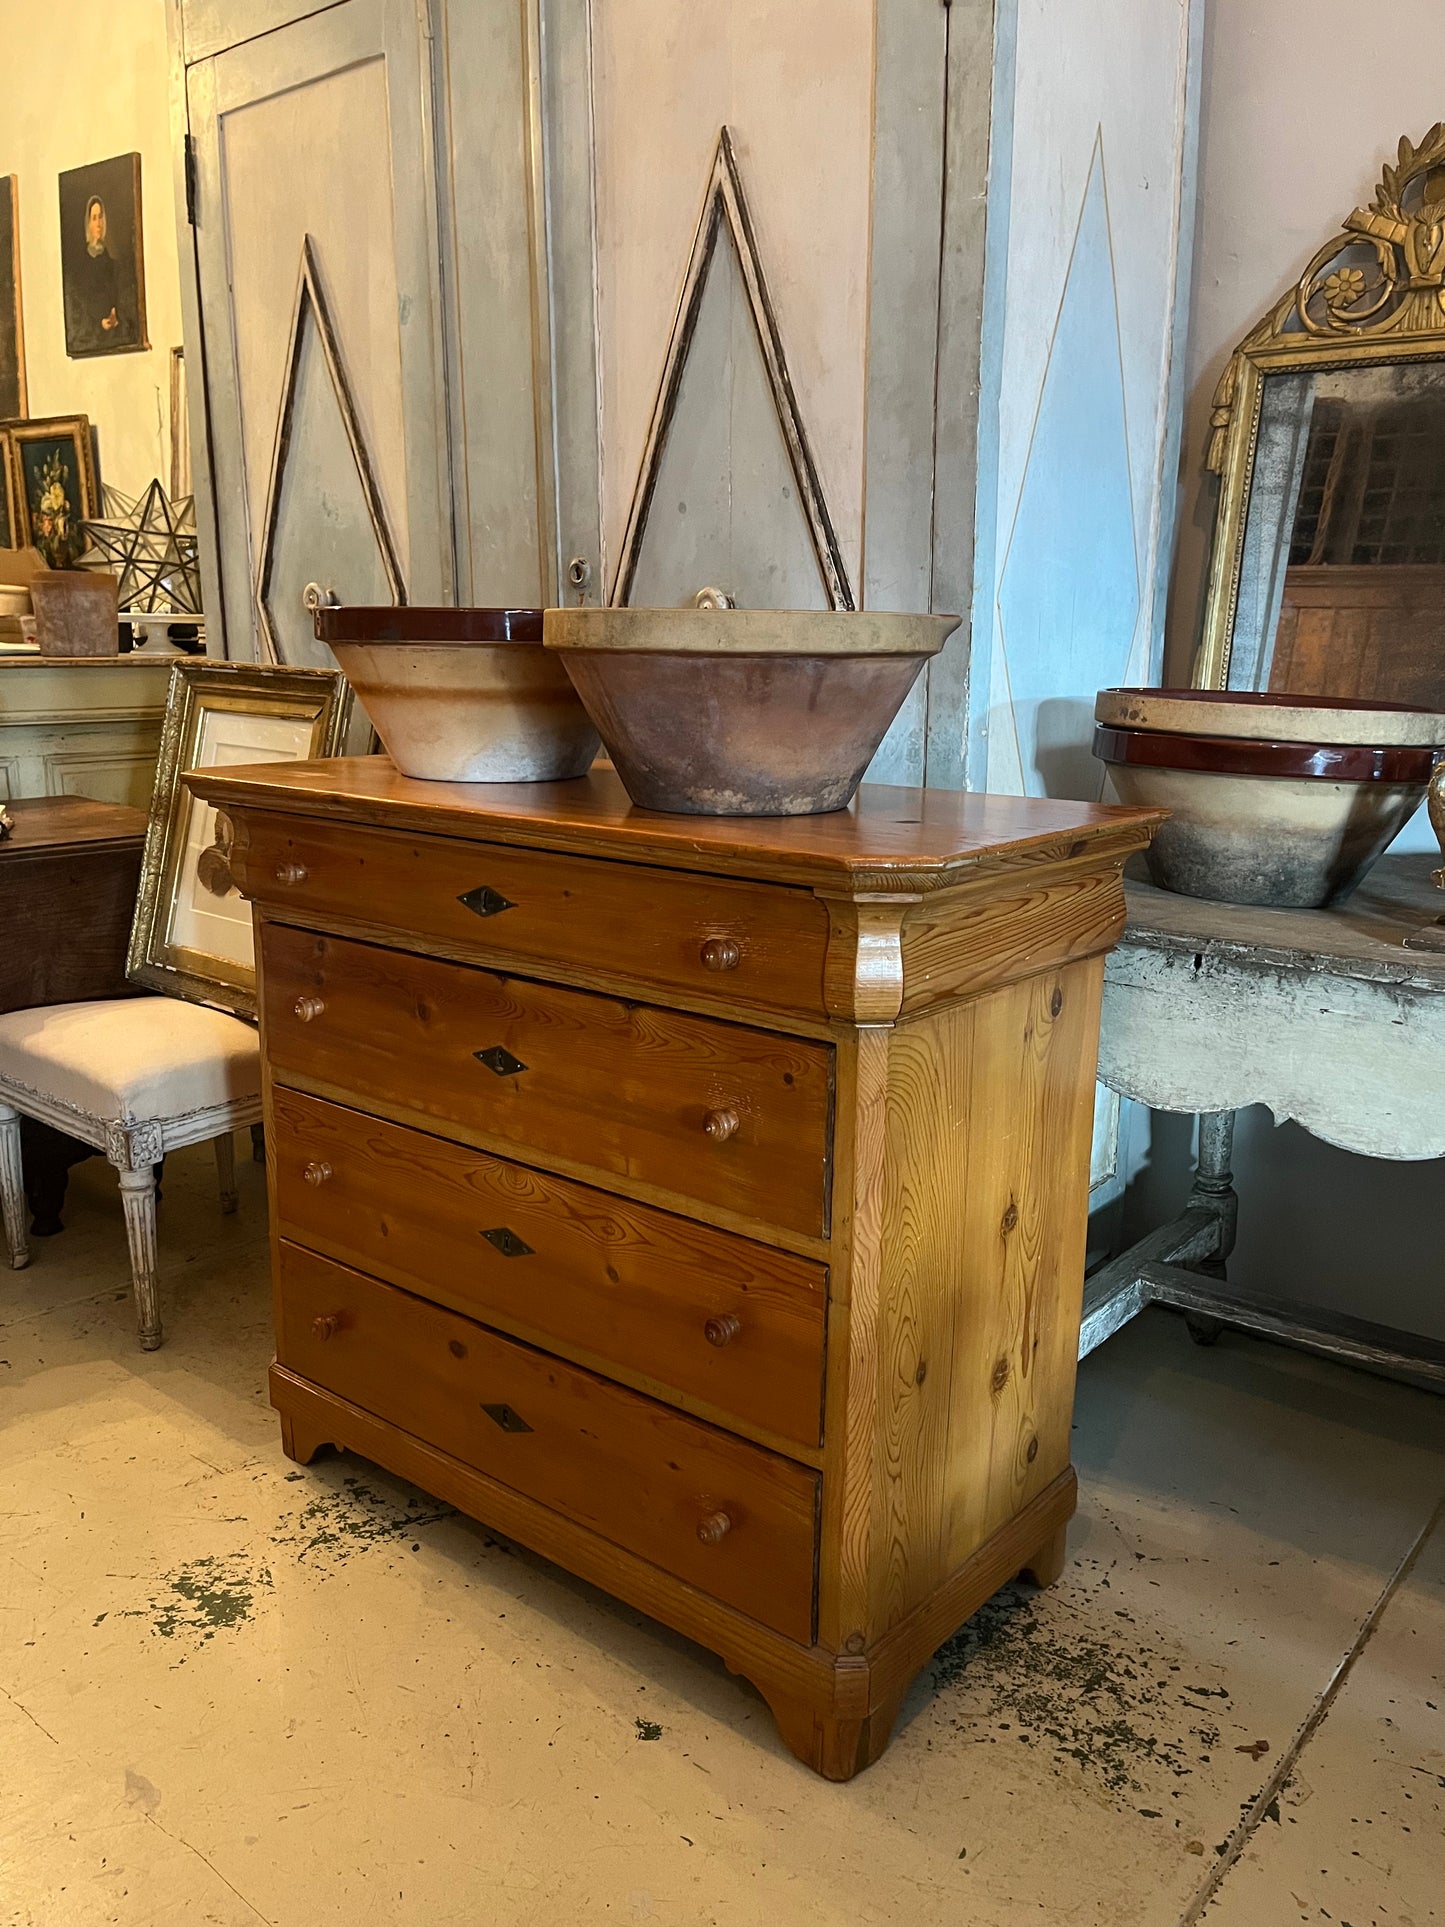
[1, 1139, 1441, 1927]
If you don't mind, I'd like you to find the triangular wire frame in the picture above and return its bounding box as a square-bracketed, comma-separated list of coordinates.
[254, 234, 406, 660]
[611, 126, 854, 611]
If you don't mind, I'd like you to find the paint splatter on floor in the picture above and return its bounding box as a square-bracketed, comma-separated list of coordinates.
[271, 1474, 455, 1571]
[102, 1553, 272, 1654]
[634, 1718, 663, 1742]
[928, 1576, 1233, 1799]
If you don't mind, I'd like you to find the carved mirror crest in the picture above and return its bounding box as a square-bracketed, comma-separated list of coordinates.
[1199, 124, 1445, 707]
[611, 126, 854, 612]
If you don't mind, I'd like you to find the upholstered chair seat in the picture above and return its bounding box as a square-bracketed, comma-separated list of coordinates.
[0, 997, 263, 1349]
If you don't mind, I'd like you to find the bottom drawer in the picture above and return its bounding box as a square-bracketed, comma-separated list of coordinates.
[277, 1242, 819, 1642]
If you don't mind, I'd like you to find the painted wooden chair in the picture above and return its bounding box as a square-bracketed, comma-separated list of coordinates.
[0, 997, 261, 1349]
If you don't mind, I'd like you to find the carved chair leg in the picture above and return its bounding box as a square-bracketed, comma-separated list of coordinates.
[0, 1105, 30, 1271]
[117, 1164, 163, 1351]
[1019, 1524, 1068, 1589]
[214, 1130, 239, 1215]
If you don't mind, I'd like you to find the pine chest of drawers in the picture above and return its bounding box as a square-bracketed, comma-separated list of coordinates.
[190, 758, 1160, 1779]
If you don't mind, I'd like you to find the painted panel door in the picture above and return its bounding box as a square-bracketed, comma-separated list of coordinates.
[186, 0, 450, 665]
[968, 0, 1198, 798]
[180, 0, 346, 64]
[965, 0, 1200, 1201]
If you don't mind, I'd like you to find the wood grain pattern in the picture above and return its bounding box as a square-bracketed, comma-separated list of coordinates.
[1272, 563, 1445, 709]
[277, 1241, 820, 1641]
[270, 1085, 827, 1449]
[261, 922, 833, 1238]
[232, 809, 834, 1020]
[863, 958, 1103, 1636]
[189, 758, 1164, 895]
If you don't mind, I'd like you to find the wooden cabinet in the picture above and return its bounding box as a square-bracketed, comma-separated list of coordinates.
[0, 796, 148, 1013]
[195, 757, 1159, 1778]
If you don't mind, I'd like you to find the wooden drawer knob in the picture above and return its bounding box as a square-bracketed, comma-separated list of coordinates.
[696, 1510, 732, 1545]
[702, 1108, 739, 1143]
[274, 860, 308, 885]
[312, 1312, 342, 1340]
[302, 1160, 332, 1187]
[704, 1313, 741, 1348]
[700, 936, 740, 972]
[293, 995, 325, 1022]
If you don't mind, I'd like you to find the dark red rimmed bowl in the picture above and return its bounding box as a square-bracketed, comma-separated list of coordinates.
[313, 605, 597, 783]
[1093, 710, 1443, 909]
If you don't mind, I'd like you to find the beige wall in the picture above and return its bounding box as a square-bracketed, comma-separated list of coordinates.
[0, 0, 183, 496]
[1164, 0, 1445, 679]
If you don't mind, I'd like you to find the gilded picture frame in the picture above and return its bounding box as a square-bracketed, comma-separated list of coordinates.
[1198, 125, 1445, 690]
[0, 428, 18, 551]
[126, 661, 353, 1018]
[6, 414, 98, 554]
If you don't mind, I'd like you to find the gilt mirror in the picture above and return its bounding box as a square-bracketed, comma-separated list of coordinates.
[1198, 124, 1445, 708]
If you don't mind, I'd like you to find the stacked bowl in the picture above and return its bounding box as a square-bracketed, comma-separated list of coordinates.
[1093, 687, 1445, 908]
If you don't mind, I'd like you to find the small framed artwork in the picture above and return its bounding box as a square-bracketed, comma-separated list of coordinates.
[127, 661, 354, 1018]
[58, 152, 148, 358]
[0, 175, 26, 418]
[7, 415, 98, 564]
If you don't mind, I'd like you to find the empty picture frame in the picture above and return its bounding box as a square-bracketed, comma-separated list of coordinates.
[59, 151, 149, 358]
[127, 661, 353, 1017]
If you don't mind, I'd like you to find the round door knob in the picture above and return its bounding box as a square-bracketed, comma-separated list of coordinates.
[312, 1313, 341, 1340]
[696, 1510, 732, 1545]
[275, 860, 308, 885]
[703, 1108, 739, 1143]
[700, 937, 741, 973]
[704, 1313, 741, 1349]
[303, 1160, 332, 1187]
[293, 995, 325, 1022]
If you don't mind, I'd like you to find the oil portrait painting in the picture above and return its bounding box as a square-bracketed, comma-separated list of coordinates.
[58, 152, 148, 358]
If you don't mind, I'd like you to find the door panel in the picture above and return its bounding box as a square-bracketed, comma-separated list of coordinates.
[187, 0, 450, 662]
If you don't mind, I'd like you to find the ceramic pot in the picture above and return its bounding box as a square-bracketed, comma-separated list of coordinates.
[30, 571, 120, 658]
[315, 606, 599, 784]
[1095, 719, 1442, 908]
[1095, 686, 1445, 748]
[543, 606, 960, 815]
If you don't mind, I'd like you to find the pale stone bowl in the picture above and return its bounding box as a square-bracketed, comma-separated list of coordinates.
[1093, 688, 1445, 909]
[314, 607, 599, 784]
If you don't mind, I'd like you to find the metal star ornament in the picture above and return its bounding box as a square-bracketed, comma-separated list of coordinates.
[82, 479, 202, 614]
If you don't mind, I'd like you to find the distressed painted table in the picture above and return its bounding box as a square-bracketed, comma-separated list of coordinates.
[1083, 854, 1445, 1389]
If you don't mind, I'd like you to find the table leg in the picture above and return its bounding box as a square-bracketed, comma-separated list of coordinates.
[1184, 1110, 1238, 1346]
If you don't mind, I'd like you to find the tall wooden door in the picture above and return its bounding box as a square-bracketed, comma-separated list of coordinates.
[185, 0, 451, 664]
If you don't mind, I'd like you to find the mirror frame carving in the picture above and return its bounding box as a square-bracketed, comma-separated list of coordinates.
[1197, 123, 1445, 689]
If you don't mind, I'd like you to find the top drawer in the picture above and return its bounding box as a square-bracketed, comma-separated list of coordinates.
[232, 810, 832, 1022]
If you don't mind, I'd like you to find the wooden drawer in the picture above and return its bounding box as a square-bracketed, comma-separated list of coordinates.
[271, 1087, 827, 1449]
[236, 810, 832, 1020]
[261, 924, 833, 1239]
[278, 1242, 819, 1641]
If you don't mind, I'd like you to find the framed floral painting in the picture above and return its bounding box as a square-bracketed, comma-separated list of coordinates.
[6, 415, 97, 566]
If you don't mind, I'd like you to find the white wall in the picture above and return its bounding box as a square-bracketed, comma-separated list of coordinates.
[1137, 0, 1445, 1341]
[0, 0, 183, 495]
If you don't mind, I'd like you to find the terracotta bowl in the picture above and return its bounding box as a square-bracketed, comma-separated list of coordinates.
[543, 607, 960, 816]
[314, 607, 599, 784]
[1094, 706, 1445, 908]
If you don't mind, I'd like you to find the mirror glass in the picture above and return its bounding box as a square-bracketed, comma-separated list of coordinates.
[1230, 360, 1445, 706]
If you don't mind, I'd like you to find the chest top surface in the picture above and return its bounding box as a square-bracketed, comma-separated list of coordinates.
[188, 758, 1162, 894]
